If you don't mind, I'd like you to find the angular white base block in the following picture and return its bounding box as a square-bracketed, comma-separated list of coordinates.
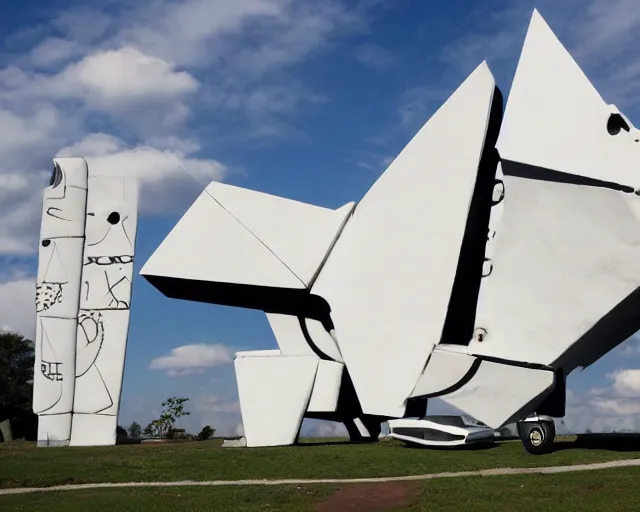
[235, 354, 319, 447]
[37, 413, 72, 447]
[69, 414, 117, 446]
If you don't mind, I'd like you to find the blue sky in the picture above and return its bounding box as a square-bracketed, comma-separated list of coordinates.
[2, 0, 640, 436]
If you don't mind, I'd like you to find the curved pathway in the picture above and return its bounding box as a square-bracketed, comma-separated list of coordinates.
[2, 458, 640, 496]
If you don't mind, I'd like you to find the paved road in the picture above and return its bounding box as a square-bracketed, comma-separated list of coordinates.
[2, 458, 640, 496]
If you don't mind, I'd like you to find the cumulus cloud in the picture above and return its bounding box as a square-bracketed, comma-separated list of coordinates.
[0, 0, 377, 257]
[608, 369, 640, 397]
[195, 394, 241, 413]
[29, 37, 84, 68]
[352, 43, 394, 71]
[55, 47, 199, 108]
[303, 419, 348, 438]
[57, 133, 227, 215]
[0, 279, 36, 340]
[187, 394, 243, 437]
[563, 369, 640, 433]
[149, 343, 233, 377]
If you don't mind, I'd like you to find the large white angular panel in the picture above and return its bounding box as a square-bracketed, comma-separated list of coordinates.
[471, 10, 640, 376]
[36, 237, 85, 319]
[40, 158, 88, 240]
[497, 9, 640, 185]
[69, 414, 117, 447]
[471, 177, 640, 367]
[411, 346, 477, 398]
[439, 361, 555, 429]
[36, 413, 72, 447]
[33, 317, 77, 415]
[307, 361, 343, 413]
[266, 313, 343, 362]
[140, 188, 305, 289]
[312, 62, 500, 418]
[208, 182, 355, 286]
[235, 354, 318, 447]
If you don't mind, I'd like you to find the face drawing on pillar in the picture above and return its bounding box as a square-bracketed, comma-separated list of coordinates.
[36, 159, 88, 314]
[82, 194, 136, 311]
[40, 160, 88, 239]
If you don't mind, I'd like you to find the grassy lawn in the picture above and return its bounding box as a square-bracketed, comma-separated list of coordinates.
[1, 468, 639, 511]
[2, 435, 640, 490]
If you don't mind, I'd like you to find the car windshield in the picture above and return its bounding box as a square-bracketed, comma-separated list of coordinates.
[461, 415, 488, 427]
[418, 415, 490, 428]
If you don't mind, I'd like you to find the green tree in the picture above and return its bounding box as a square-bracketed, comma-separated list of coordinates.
[144, 397, 191, 438]
[198, 425, 215, 441]
[128, 421, 142, 438]
[0, 330, 37, 440]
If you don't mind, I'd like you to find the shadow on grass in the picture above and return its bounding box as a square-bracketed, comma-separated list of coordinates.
[296, 439, 372, 447]
[116, 438, 142, 445]
[552, 434, 640, 453]
[401, 441, 499, 451]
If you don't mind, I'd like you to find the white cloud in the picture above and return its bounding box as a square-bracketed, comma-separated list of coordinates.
[563, 368, 640, 432]
[195, 394, 241, 413]
[57, 133, 227, 215]
[149, 343, 234, 376]
[609, 369, 640, 397]
[30, 37, 84, 67]
[303, 419, 348, 437]
[180, 393, 244, 436]
[0, 278, 36, 340]
[55, 47, 199, 109]
[352, 43, 394, 71]
[0, 0, 377, 257]
[5, 47, 198, 127]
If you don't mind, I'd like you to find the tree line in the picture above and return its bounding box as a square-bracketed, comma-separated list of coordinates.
[124, 396, 216, 441]
[0, 329, 215, 442]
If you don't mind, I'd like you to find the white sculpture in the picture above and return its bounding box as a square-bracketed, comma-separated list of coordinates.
[141, 9, 640, 454]
[33, 157, 138, 447]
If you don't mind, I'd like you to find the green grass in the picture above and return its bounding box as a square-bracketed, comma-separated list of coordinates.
[2, 435, 640, 490]
[1, 469, 640, 511]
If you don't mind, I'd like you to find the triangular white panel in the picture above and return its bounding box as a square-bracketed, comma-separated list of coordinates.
[312, 62, 499, 418]
[207, 181, 355, 286]
[497, 9, 640, 186]
[471, 10, 640, 370]
[140, 188, 305, 289]
[43, 243, 68, 284]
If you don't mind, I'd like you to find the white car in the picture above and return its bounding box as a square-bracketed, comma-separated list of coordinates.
[387, 415, 497, 447]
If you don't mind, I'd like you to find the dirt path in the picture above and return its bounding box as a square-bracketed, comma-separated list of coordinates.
[2, 458, 640, 496]
[315, 482, 419, 512]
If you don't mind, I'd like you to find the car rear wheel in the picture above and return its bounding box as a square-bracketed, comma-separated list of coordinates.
[518, 420, 555, 455]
